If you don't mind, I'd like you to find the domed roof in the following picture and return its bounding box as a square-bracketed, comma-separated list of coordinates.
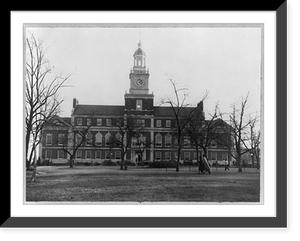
[134, 47, 145, 56]
[134, 41, 146, 56]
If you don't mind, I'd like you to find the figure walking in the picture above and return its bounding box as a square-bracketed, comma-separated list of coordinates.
[198, 155, 205, 174]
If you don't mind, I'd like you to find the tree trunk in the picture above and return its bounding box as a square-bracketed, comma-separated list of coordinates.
[30, 149, 37, 182]
[251, 154, 255, 168]
[25, 125, 32, 170]
[120, 149, 125, 170]
[120, 156, 124, 170]
[196, 146, 199, 163]
[237, 154, 243, 172]
[69, 156, 74, 168]
[176, 147, 181, 172]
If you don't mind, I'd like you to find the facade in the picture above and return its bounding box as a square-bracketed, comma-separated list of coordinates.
[40, 41, 231, 165]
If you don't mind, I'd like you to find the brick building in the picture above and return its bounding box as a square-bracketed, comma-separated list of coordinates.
[40, 41, 231, 165]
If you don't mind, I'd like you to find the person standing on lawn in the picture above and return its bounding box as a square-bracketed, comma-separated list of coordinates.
[198, 154, 205, 174]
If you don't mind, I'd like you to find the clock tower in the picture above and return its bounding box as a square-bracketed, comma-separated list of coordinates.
[125, 40, 154, 113]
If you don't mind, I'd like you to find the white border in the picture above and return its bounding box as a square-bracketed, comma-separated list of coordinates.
[11, 11, 276, 217]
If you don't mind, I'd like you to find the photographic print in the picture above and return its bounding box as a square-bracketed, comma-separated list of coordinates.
[25, 24, 263, 204]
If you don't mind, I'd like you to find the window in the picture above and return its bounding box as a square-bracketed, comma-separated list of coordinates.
[166, 120, 171, 127]
[105, 151, 110, 159]
[115, 151, 121, 159]
[156, 120, 161, 127]
[138, 134, 146, 146]
[155, 151, 162, 160]
[211, 152, 216, 161]
[137, 119, 145, 127]
[105, 132, 112, 146]
[131, 137, 137, 147]
[77, 118, 82, 125]
[76, 150, 82, 159]
[45, 150, 52, 159]
[155, 133, 162, 147]
[76, 133, 83, 146]
[58, 150, 64, 159]
[115, 132, 122, 146]
[165, 133, 172, 147]
[46, 134, 52, 145]
[193, 152, 197, 160]
[136, 100, 142, 110]
[95, 132, 102, 146]
[174, 137, 178, 146]
[106, 119, 111, 126]
[165, 152, 171, 160]
[87, 118, 91, 126]
[95, 150, 101, 159]
[97, 118, 102, 126]
[58, 134, 65, 145]
[86, 150, 92, 159]
[85, 132, 93, 146]
[211, 140, 217, 148]
[184, 152, 190, 161]
[183, 136, 190, 147]
[222, 153, 228, 161]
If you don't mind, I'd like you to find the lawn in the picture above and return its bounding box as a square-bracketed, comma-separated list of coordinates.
[26, 165, 260, 203]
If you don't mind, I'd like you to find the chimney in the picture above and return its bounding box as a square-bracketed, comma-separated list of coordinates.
[73, 98, 79, 108]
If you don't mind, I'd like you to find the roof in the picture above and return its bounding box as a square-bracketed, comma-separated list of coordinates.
[72, 104, 203, 118]
[73, 105, 124, 116]
[43, 116, 71, 127]
[134, 47, 145, 56]
[59, 117, 72, 125]
[153, 106, 200, 117]
[153, 106, 175, 117]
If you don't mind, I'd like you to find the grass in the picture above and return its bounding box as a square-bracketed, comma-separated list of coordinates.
[26, 165, 260, 203]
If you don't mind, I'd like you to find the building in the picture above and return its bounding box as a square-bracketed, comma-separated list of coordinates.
[40, 40, 231, 166]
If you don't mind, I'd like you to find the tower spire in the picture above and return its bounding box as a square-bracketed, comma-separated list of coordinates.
[138, 32, 141, 48]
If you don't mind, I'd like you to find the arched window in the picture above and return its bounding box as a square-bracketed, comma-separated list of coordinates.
[115, 132, 122, 146]
[75, 133, 83, 146]
[183, 136, 190, 147]
[155, 133, 162, 147]
[131, 136, 137, 147]
[95, 132, 102, 146]
[105, 132, 112, 146]
[211, 140, 217, 148]
[85, 132, 93, 146]
[165, 133, 172, 147]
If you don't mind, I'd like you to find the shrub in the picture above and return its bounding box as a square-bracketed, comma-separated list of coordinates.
[124, 160, 136, 166]
[102, 160, 117, 166]
[148, 160, 177, 168]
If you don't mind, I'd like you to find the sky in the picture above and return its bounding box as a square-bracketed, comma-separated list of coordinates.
[26, 25, 262, 121]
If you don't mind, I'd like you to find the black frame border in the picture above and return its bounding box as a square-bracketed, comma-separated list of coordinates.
[5, 1, 289, 229]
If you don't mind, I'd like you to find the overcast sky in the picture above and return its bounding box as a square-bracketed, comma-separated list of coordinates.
[26, 25, 262, 121]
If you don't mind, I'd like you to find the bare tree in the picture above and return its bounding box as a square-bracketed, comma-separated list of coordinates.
[25, 33, 71, 171]
[185, 102, 223, 168]
[226, 93, 254, 172]
[59, 116, 94, 168]
[247, 116, 261, 168]
[112, 115, 144, 170]
[161, 77, 205, 172]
